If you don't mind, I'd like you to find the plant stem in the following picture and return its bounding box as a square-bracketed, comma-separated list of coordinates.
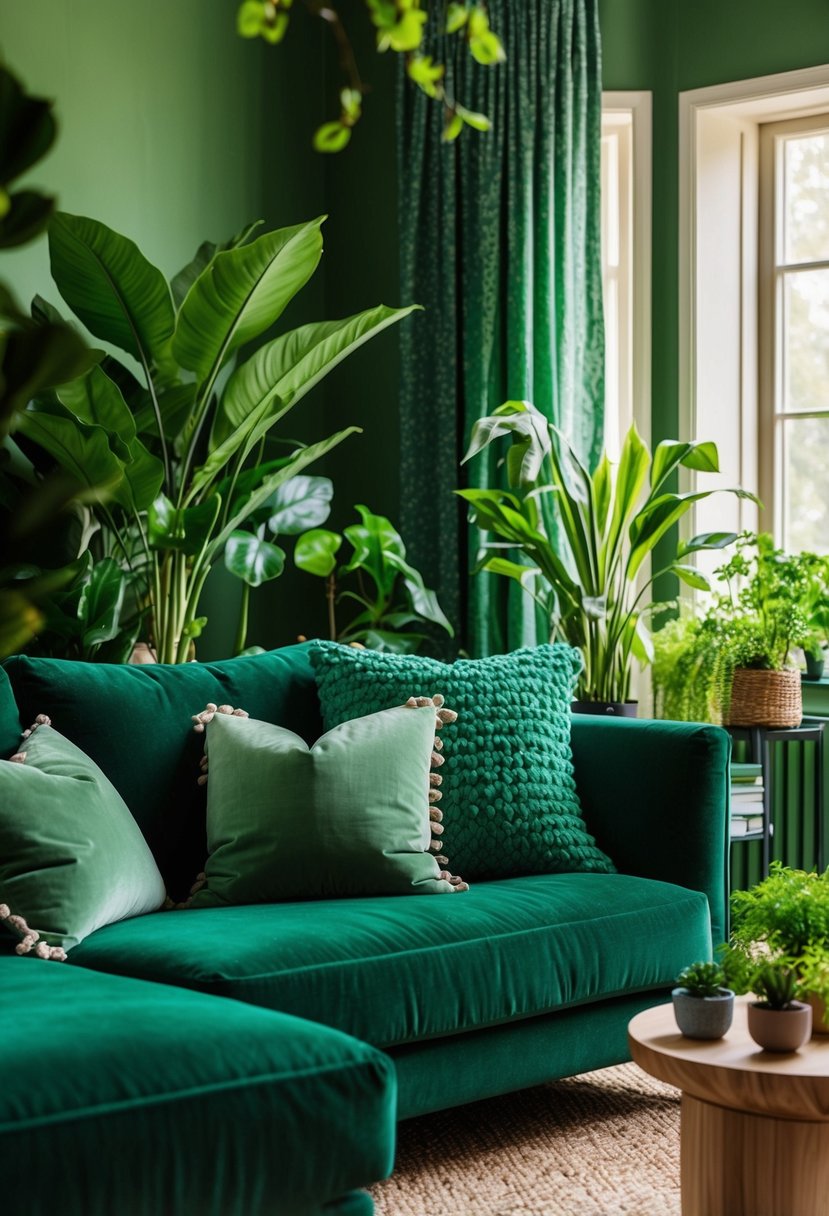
[234, 583, 250, 656]
[326, 573, 337, 640]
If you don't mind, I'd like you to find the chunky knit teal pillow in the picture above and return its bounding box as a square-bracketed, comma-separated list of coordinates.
[309, 643, 615, 880]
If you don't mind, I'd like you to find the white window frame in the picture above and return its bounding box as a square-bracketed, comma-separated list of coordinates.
[678, 63, 829, 555]
[759, 112, 829, 548]
[602, 91, 652, 454]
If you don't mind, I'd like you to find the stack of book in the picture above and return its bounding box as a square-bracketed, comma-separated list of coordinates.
[730, 761, 767, 838]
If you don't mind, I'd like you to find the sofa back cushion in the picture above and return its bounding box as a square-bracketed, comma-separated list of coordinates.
[3, 644, 321, 898]
[0, 667, 21, 758]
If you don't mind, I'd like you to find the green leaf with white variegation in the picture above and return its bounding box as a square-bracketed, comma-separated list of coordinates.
[264, 475, 333, 535]
[224, 530, 286, 587]
[208, 427, 361, 558]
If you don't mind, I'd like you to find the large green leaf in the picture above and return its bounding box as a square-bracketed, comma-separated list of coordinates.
[224, 531, 286, 587]
[264, 475, 333, 536]
[77, 557, 126, 649]
[148, 493, 222, 555]
[627, 489, 754, 579]
[0, 319, 98, 426]
[342, 506, 406, 599]
[294, 528, 342, 577]
[650, 438, 719, 492]
[172, 217, 325, 383]
[14, 403, 125, 497]
[111, 438, 165, 512]
[462, 401, 551, 488]
[601, 423, 650, 575]
[385, 550, 454, 635]
[213, 303, 421, 447]
[169, 221, 263, 310]
[57, 365, 135, 458]
[48, 213, 176, 375]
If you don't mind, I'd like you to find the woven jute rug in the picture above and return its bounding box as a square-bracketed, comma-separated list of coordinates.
[371, 1064, 681, 1216]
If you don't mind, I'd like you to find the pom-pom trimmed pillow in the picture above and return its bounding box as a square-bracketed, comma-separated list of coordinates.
[186, 698, 468, 907]
[309, 642, 615, 881]
[0, 717, 166, 958]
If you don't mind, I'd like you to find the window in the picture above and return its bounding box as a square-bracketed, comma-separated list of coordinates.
[679, 64, 829, 560]
[760, 116, 829, 554]
[601, 93, 651, 460]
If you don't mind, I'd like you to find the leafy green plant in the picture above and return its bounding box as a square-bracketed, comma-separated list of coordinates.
[11, 212, 416, 662]
[653, 534, 824, 723]
[458, 401, 752, 704]
[237, 0, 504, 149]
[294, 504, 453, 652]
[723, 863, 829, 1009]
[675, 961, 728, 998]
[751, 960, 802, 1011]
[0, 64, 98, 658]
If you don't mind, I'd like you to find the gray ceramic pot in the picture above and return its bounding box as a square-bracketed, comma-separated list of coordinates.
[672, 987, 735, 1039]
[747, 1000, 812, 1051]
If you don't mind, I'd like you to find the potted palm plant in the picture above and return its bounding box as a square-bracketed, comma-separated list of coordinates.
[458, 401, 752, 711]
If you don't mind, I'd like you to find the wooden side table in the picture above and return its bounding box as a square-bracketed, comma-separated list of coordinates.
[629, 998, 829, 1216]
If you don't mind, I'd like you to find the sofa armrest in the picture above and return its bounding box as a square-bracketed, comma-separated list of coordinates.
[570, 715, 731, 946]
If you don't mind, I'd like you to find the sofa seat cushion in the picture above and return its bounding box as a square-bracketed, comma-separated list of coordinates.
[0, 956, 395, 1216]
[71, 872, 712, 1049]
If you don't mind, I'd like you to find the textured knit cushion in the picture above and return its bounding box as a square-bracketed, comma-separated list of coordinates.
[309, 642, 614, 880]
[0, 721, 165, 954]
[188, 699, 467, 905]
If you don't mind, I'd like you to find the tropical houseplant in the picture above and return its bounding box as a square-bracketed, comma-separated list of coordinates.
[723, 862, 829, 1037]
[458, 400, 752, 709]
[0, 65, 97, 658]
[742, 959, 812, 1051]
[652, 533, 821, 725]
[11, 211, 416, 662]
[294, 503, 453, 652]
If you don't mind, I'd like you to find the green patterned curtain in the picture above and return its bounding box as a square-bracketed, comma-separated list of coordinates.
[396, 0, 605, 656]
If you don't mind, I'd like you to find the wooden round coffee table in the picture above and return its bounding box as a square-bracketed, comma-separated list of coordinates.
[628, 997, 829, 1216]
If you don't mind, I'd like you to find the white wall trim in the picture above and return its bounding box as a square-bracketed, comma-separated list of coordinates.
[603, 90, 652, 449]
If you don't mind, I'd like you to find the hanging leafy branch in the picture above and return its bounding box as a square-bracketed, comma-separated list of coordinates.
[236, 0, 505, 151]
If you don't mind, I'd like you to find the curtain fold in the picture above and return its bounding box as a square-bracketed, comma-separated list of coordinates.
[397, 0, 605, 656]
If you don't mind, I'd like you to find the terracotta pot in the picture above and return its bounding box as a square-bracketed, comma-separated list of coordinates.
[747, 1000, 812, 1051]
[129, 643, 158, 665]
[571, 700, 638, 718]
[805, 993, 829, 1036]
[672, 987, 734, 1039]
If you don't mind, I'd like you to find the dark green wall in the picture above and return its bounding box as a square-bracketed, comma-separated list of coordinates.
[600, 0, 829, 447]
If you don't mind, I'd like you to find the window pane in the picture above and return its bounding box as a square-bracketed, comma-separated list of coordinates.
[783, 268, 829, 411]
[782, 416, 829, 554]
[784, 130, 829, 265]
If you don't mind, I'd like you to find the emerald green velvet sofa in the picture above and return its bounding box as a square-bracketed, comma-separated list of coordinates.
[0, 643, 730, 1216]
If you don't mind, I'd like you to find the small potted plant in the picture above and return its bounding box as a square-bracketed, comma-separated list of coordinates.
[725, 862, 829, 1036]
[744, 960, 812, 1051]
[672, 961, 735, 1039]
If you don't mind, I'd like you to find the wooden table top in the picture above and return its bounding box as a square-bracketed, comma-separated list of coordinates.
[628, 997, 829, 1121]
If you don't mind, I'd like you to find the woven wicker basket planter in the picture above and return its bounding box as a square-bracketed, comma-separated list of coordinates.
[725, 667, 803, 728]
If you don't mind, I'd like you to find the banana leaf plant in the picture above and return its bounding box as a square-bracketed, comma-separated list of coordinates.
[11, 211, 417, 662]
[458, 400, 755, 704]
[294, 504, 453, 652]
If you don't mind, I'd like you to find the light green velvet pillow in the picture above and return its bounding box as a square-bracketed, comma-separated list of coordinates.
[188, 698, 468, 906]
[0, 717, 166, 958]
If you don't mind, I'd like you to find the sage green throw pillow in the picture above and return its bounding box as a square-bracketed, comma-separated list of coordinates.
[189, 700, 468, 906]
[0, 719, 166, 956]
[309, 642, 616, 881]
